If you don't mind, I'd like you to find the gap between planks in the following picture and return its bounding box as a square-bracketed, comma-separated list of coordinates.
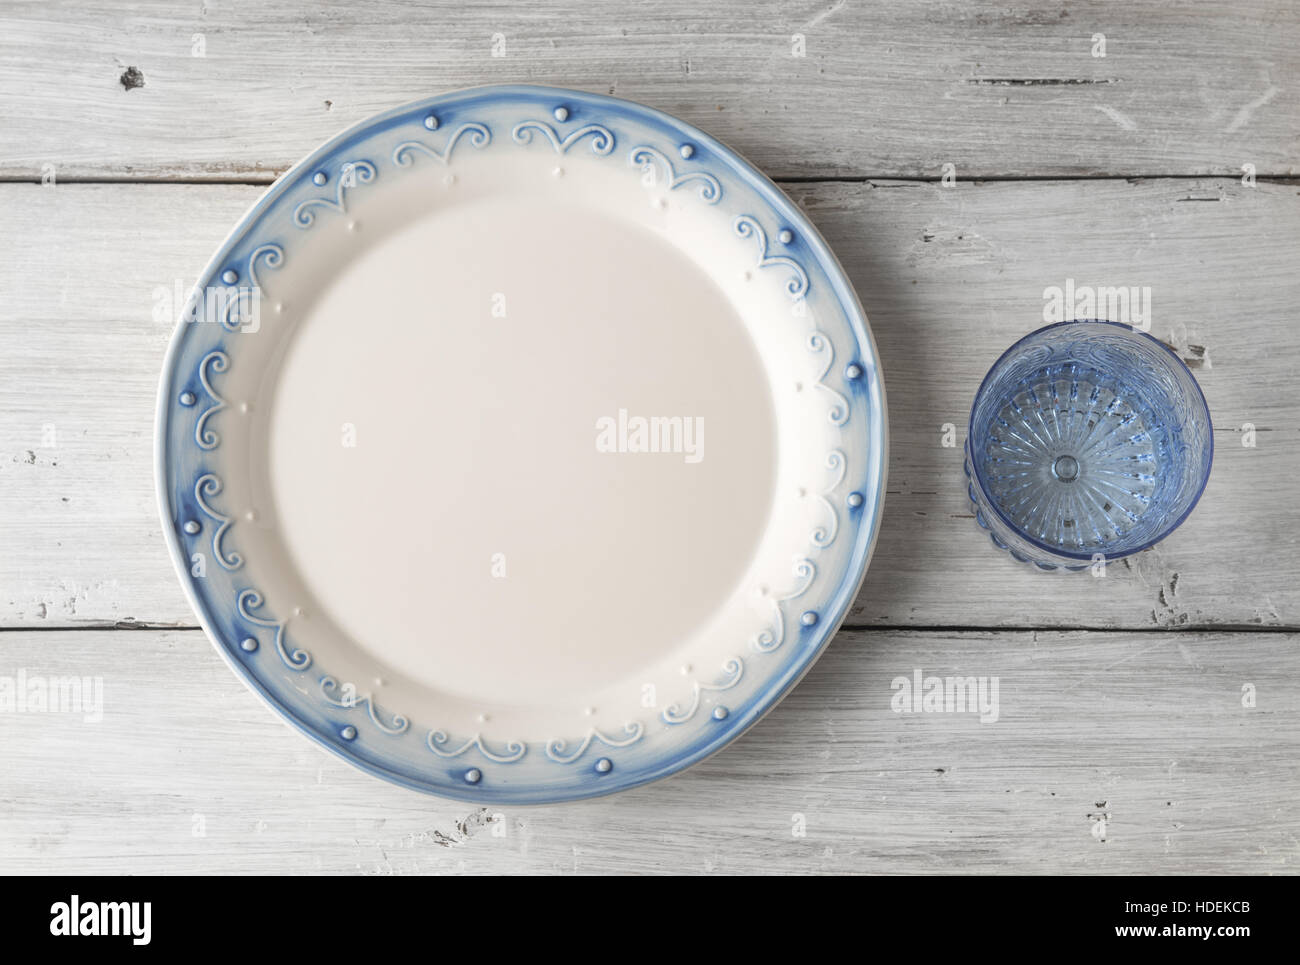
[1, 623, 1296, 635]
[1, 174, 1298, 186]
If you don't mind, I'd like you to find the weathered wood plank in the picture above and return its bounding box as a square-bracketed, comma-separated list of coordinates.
[1, 178, 1296, 629]
[0, 0, 1296, 180]
[0, 628, 1293, 874]
[795, 176, 1300, 630]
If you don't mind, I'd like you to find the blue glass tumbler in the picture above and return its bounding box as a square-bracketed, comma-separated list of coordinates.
[965, 319, 1213, 570]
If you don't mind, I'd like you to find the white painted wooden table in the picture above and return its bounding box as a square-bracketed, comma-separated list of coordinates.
[1, 0, 1297, 874]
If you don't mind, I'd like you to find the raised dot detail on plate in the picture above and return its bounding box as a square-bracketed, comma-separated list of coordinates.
[238, 401, 250, 414]
[312, 171, 327, 186]
[340, 725, 357, 741]
[244, 510, 257, 522]
[594, 758, 612, 774]
[778, 229, 794, 244]
[444, 174, 456, 186]
[220, 269, 238, 285]
[553, 106, 569, 121]
[240, 637, 258, 653]
[182, 520, 200, 535]
[712, 706, 729, 720]
[424, 113, 439, 130]
[679, 143, 695, 159]
[847, 492, 864, 508]
[845, 363, 863, 380]
[347, 221, 358, 232]
[553, 166, 565, 178]
[464, 768, 482, 784]
[179, 391, 196, 406]
[800, 611, 818, 627]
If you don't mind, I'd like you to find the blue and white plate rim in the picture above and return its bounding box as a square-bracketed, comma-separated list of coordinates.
[154, 83, 889, 803]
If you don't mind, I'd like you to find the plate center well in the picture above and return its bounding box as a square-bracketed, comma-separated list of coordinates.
[265, 194, 778, 706]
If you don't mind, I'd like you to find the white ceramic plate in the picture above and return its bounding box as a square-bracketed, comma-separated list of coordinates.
[156, 85, 887, 803]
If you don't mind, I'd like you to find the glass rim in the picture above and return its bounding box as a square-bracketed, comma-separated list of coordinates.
[966, 318, 1214, 562]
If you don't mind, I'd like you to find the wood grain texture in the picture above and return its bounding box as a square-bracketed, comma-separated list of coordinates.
[3, 0, 1296, 876]
[2, 178, 1296, 630]
[0, 628, 1293, 874]
[0, 0, 1296, 180]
